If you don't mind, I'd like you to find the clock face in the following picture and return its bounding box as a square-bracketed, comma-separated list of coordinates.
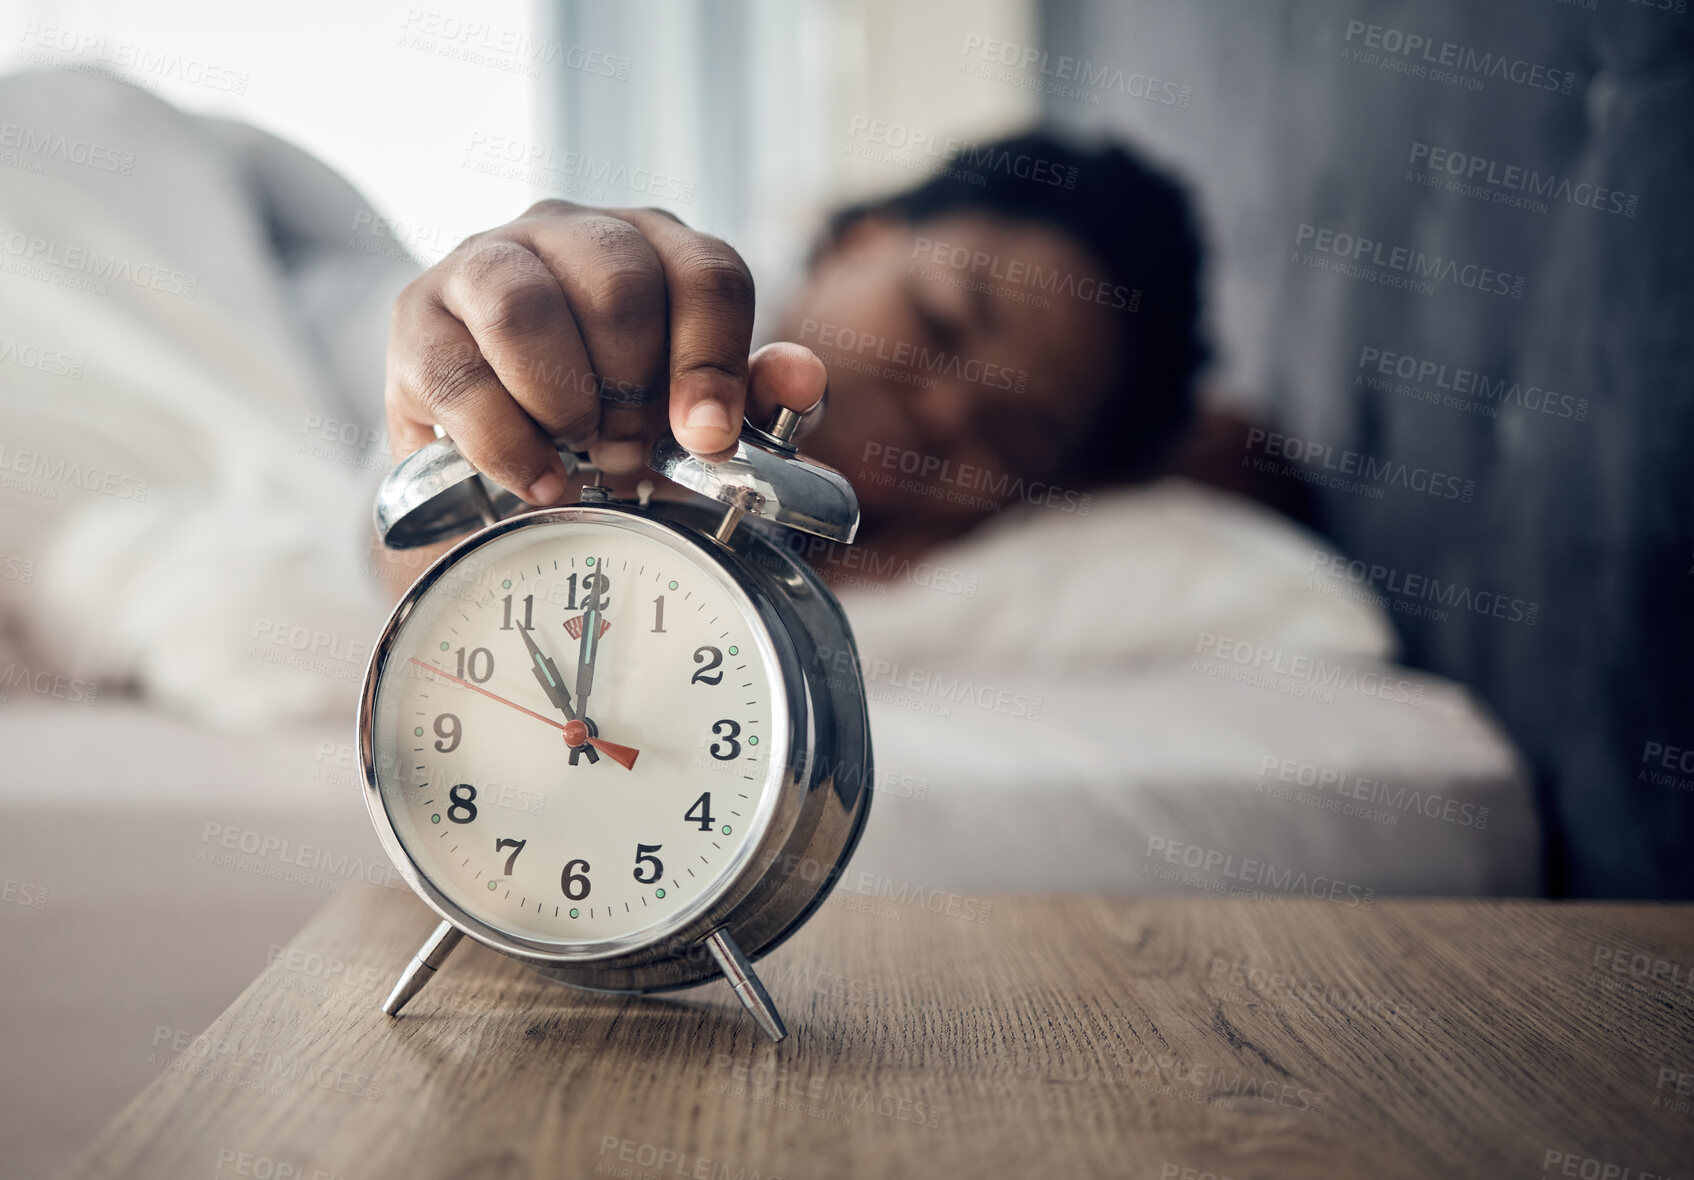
[366, 511, 790, 954]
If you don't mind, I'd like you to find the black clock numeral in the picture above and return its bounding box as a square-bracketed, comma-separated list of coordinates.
[561, 858, 592, 900]
[433, 713, 461, 753]
[633, 843, 664, 884]
[563, 572, 578, 610]
[709, 719, 741, 761]
[651, 595, 667, 633]
[500, 593, 534, 631]
[454, 646, 494, 683]
[495, 838, 526, 876]
[447, 783, 478, 824]
[685, 792, 716, 832]
[581, 570, 611, 611]
[691, 645, 724, 686]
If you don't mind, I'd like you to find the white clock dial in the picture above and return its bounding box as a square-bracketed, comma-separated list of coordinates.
[369, 516, 788, 950]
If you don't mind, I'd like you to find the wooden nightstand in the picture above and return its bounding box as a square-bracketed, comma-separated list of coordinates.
[65, 886, 1694, 1179]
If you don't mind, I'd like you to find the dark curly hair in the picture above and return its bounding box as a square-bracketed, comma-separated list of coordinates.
[817, 129, 1210, 483]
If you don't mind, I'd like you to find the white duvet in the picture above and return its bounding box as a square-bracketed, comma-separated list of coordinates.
[0, 71, 1539, 895]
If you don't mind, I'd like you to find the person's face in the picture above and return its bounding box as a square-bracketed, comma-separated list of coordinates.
[779, 210, 1124, 537]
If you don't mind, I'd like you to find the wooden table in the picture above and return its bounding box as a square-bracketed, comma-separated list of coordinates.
[67, 886, 1694, 1179]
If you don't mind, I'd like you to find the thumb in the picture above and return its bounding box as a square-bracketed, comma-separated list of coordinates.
[745, 342, 829, 433]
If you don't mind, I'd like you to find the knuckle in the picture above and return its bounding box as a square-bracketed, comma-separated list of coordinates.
[483, 434, 548, 489]
[523, 198, 582, 220]
[583, 260, 664, 333]
[549, 399, 601, 440]
[412, 341, 492, 418]
[678, 242, 755, 306]
[444, 228, 490, 261]
[479, 274, 563, 343]
[455, 239, 534, 289]
[633, 204, 685, 226]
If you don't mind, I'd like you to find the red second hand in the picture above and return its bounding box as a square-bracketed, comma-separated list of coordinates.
[407, 657, 640, 770]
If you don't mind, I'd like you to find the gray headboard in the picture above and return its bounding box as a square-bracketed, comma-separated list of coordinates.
[1040, 0, 1694, 896]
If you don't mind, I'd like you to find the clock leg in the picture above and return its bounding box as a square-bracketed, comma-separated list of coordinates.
[703, 928, 787, 1042]
[382, 921, 465, 1017]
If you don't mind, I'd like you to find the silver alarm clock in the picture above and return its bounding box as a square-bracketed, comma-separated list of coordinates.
[356, 405, 872, 1042]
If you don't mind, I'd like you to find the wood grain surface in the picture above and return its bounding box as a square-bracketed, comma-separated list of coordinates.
[64, 886, 1694, 1180]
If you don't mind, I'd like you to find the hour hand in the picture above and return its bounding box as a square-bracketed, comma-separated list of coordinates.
[517, 625, 599, 765]
[518, 624, 576, 719]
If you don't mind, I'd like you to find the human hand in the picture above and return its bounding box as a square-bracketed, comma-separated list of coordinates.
[384, 200, 827, 503]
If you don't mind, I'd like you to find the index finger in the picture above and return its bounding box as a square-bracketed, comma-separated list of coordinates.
[611, 208, 756, 456]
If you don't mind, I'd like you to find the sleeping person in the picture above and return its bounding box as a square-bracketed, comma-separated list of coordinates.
[373, 129, 1391, 689]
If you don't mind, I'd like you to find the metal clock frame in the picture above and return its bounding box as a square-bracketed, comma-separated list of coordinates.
[357, 496, 873, 1039]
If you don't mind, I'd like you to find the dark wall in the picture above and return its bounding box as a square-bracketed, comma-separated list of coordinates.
[1041, 0, 1694, 896]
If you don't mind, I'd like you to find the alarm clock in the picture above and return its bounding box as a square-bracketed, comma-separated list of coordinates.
[356, 404, 873, 1042]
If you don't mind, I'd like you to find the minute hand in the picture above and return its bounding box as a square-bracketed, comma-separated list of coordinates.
[574, 561, 606, 714]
